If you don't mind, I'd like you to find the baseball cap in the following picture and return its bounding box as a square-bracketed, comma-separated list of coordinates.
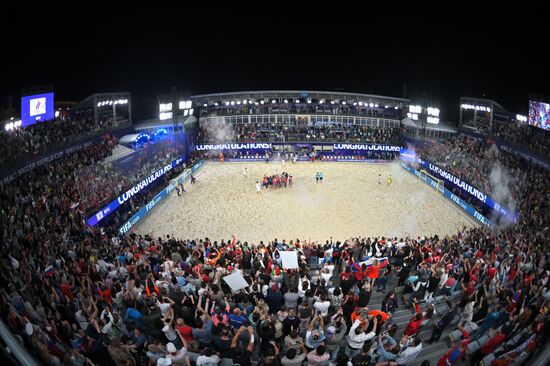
[157, 358, 172, 366]
[166, 342, 177, 353]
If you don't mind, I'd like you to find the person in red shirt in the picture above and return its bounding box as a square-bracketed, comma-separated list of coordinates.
[404, 312, 423, 336]
[480, 329, 506, 355]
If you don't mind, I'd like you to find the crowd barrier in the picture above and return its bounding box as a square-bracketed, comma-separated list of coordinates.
[118, 160, 205, 235]
[400, 161, 494, 227]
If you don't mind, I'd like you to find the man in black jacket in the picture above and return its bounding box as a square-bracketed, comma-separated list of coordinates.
[426, 299, 457, 344]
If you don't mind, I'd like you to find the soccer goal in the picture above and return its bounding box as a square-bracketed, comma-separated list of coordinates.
[420, 169, 444, 194]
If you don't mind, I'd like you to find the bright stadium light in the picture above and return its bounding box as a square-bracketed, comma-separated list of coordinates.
[160, 103, 172, 112]
[394, 106, 398, 109]
[342, 101, 346, 105]
[189, 109, 193, 115]
[307, 98, 312, 104]
[374, 104, 379, 108]
[236, 100, 241, 105]
[203, 103, 207, 107]
[384, 105, 389, 108]
[97, 102, 101, 107]
[369, 103, 374, 108]
[214, 102, 219, 106]
[183, 110, 189, 116]
[260, 100, 265, 104]
[330, 101, 335, 105]
[231, 101, 235, 106]
[516, 114, 527, 122]
[225, 101, 229, 106]
[242, 100, 247, 105]
[295, 99, 300, 103]
[427, 116, 440, 124]
[254, 102, 259, 105]
[272, 100, 276, 104]
[358, 102, 363, 106]
[353, 102, 357, 106]
[159, 112, 173, 120]
[55, 111, 60, 118]
[284, 99, 288, 104]
[319, 99, 324, 104]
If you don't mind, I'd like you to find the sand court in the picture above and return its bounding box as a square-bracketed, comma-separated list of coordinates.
[134, 161, 478, 243]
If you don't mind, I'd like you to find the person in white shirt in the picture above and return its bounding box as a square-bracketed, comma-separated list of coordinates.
[395, 336, 422, 365]
[256, 181, 262, 194]
[196, 347, 220, 366]
[313, 294, 331, 317]
[346, 318, 377, 358]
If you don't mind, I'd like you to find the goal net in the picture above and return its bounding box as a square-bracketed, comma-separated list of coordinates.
[420, 169, 444, 194]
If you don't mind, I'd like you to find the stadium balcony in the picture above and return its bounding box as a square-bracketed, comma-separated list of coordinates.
[0, 115, 132, 175]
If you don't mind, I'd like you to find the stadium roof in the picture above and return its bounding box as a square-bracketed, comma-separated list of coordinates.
[191, 90, 409, 105]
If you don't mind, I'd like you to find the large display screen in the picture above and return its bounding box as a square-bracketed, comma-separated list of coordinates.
[21, 93, 55, 127]
[528, 100, 550, 130]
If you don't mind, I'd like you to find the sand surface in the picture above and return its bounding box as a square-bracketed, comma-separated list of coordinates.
[134, 161, 478, 243]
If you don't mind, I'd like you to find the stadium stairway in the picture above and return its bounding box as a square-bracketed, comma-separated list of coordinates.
[322, 267, 460, 366]
[101, 144, 135, 164]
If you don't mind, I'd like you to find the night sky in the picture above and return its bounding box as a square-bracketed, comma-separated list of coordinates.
[2, 3, 549, 122]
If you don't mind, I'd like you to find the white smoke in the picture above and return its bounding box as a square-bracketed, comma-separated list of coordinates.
[485, 145, 518, 227]
[205, 117, 236, 142]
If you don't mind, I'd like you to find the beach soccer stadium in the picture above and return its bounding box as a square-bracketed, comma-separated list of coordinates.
[0, 90, 549, 366]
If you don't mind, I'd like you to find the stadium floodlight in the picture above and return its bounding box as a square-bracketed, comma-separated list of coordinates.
[183, 110, 189, 116]
[203, 103, 208, 107]
[516, 114, 527, 122]
[159, 112, 173, 120]
[225, 101, 229, 106]
[487, 108, 491, 112]
[358, 102, 363, 106]
[369, 103, 374, 108]
[231, 101, 235, 106]
[272, 99, 276, 104]
[243, 100, 247, 105]
[342, 101, 346, 105]
[55, 111, 60, 118]
[160, 103, 173, 112]
[319, 99, 324, 104]
[249, 99, 254, 104]
[394, 106, 398, 109]
[353, 102, 357, 106]
[384, 105, 389, 108]
[255, 102, 259, 105]
[330, 100, 335, 105]
[412, 114, 419, 120]
[189, 109, 193, 115]
[284, 99, 288, 104]
[260, 100, 265, 105]
[427, 116, 440, 124]
[97, 102, 101, 107]
[236, 100, 241, 105]
[307, 98, 312, 104]
[214, 102, 219, 106]
[374, 104, 379, 108]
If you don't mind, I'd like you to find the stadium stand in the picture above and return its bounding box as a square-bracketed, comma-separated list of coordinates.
[0, 97, 548, 366]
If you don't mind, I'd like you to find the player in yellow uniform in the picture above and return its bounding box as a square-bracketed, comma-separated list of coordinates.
[387, 174, 394, 186]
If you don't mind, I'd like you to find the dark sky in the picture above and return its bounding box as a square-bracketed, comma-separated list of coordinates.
[2, 3, 549, 122]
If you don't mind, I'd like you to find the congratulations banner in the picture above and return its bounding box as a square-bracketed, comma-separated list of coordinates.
[195, 143, 272, 151]
[415, 158, 514, 219]
[333, 144, 402, 152]
[118, 160, 204, 235]
[400, 162, 493, 227]
[87, 155, 186, 227]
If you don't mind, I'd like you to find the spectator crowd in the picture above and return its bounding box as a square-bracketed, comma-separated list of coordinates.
[0, 118, 548, 366]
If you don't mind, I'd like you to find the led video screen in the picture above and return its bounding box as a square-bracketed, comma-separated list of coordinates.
[21, 92, 55, 127]
[528, 100, 550, 130]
